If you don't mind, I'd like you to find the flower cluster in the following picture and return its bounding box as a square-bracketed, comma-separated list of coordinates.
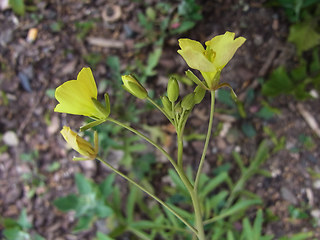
[54, 31, 245, 160]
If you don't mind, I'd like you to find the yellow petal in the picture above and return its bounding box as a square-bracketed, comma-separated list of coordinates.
[205, 31, 246, 70]
[60, 126, 81, 153]
[54, 68, 106, 119]
[178, 39, 215, 72]
[178, 48, 215, 72]
[60, 126, 98, 159]
[178, 39, 205, 53]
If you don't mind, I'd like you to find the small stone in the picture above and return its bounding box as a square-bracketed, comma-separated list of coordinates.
[47, 116, 60, 135]
[3, 131, 19, 146]
[313, 180, 320, 189]
[281, 187, 297, 205]
[311, 209, 320, 226]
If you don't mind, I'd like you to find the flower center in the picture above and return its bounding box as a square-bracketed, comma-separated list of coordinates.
[204, 46, 216, 63]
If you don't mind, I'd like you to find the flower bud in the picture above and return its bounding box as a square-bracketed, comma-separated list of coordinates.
[194, 86, 206, 104]
[161, 96, 173, 118]
[161, 96, 171, 111]
[122, 75, 148, 99]
[167, 77, 179, 102]
[60, 126, 98, 160]
[181, 93, 195, 110]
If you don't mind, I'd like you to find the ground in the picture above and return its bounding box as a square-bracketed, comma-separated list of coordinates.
[0, 0, 320, 239]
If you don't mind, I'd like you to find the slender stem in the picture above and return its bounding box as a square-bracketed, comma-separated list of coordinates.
[176, 120, 205, 240]
[147, 96, 174, 125]
[189, 190, 206, 240]
[177, 133, 184, 168]
[194, 90, 216, 190]
[107, 117, 193, 190]
[107, 118, 177, 168]
[96, 157, 197, 235]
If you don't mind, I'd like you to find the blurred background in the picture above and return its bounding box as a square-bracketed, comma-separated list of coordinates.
[0, 0, 320, 239]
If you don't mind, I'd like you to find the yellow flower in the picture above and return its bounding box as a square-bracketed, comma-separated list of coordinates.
[54, 67, 109, 120]
[178, 31, 246, 89]
[60, 126, 98, 160]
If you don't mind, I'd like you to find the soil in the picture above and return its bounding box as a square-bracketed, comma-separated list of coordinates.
[1, 0, 319, 239]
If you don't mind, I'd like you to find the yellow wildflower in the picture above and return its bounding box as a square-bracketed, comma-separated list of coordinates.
[178, 31, 246, 89]
[54, 67, 109, 120]
[60, 126, 98, 160]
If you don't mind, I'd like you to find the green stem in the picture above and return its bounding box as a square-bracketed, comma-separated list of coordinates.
[189, 190, 206, 240]
[107, 118, 177, 169]
[194, 90, 215, 190]
[96, 157, 197, 235]
[177, 133, 184, 168]
[147, 96, 174, 125]
[107, 117, 193, 190]
[176, 126, 205, 240]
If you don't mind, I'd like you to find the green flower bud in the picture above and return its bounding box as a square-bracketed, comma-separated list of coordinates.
[161, 96, 171, 111]
[161, 96, 173, 118]
[167, 77, 179, 102]
[122, 75, 148, 99]
[194, 86, 206, 104]
[181, 93, 195, 110]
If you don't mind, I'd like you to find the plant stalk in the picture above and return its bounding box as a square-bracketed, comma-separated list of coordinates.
[96, 157, 197, 235]
[194, 90, 216, 190]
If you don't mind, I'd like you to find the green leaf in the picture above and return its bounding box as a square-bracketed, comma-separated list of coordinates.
[9, 0, 25, 16]
[241, 122, 256, 138]
[3, 227, 30, 240]
[73, 215, 93, 232]
[255, 107, 275, 120]
[143, 48, 162, 79]
[2, 218, 19, 228]
[17, 209, 32, 230]
[53, 194, 78, 212]
[253, 209, 263, 239]
[288, 20, 320, 55]
[262, 66, 293, 97]
[75, 173, 92, 195]
[33, 234, 45, 240]
[99, 173, 116, 198]
[227, 230, 235, 240]
[171, 21, 196, 34]
[278, 231, 313, 240]
[204, 199, 262, 225]
[290, 61, 307, 83]
[310, 47, 320, 73]
[94, 232, 115, 240]
[95, 204, 113, 218]
[106, 56, 121, 81]
[217, 88, 235, 107]
[168, 169, 188, 194]
[252, 140, 269, 168]
[46, 161, 61, 172]
[242, 218, 254, 240]
[126, 186, 138, 223]
[200, 172, 229, 199]
[209, 190, 229, 213]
